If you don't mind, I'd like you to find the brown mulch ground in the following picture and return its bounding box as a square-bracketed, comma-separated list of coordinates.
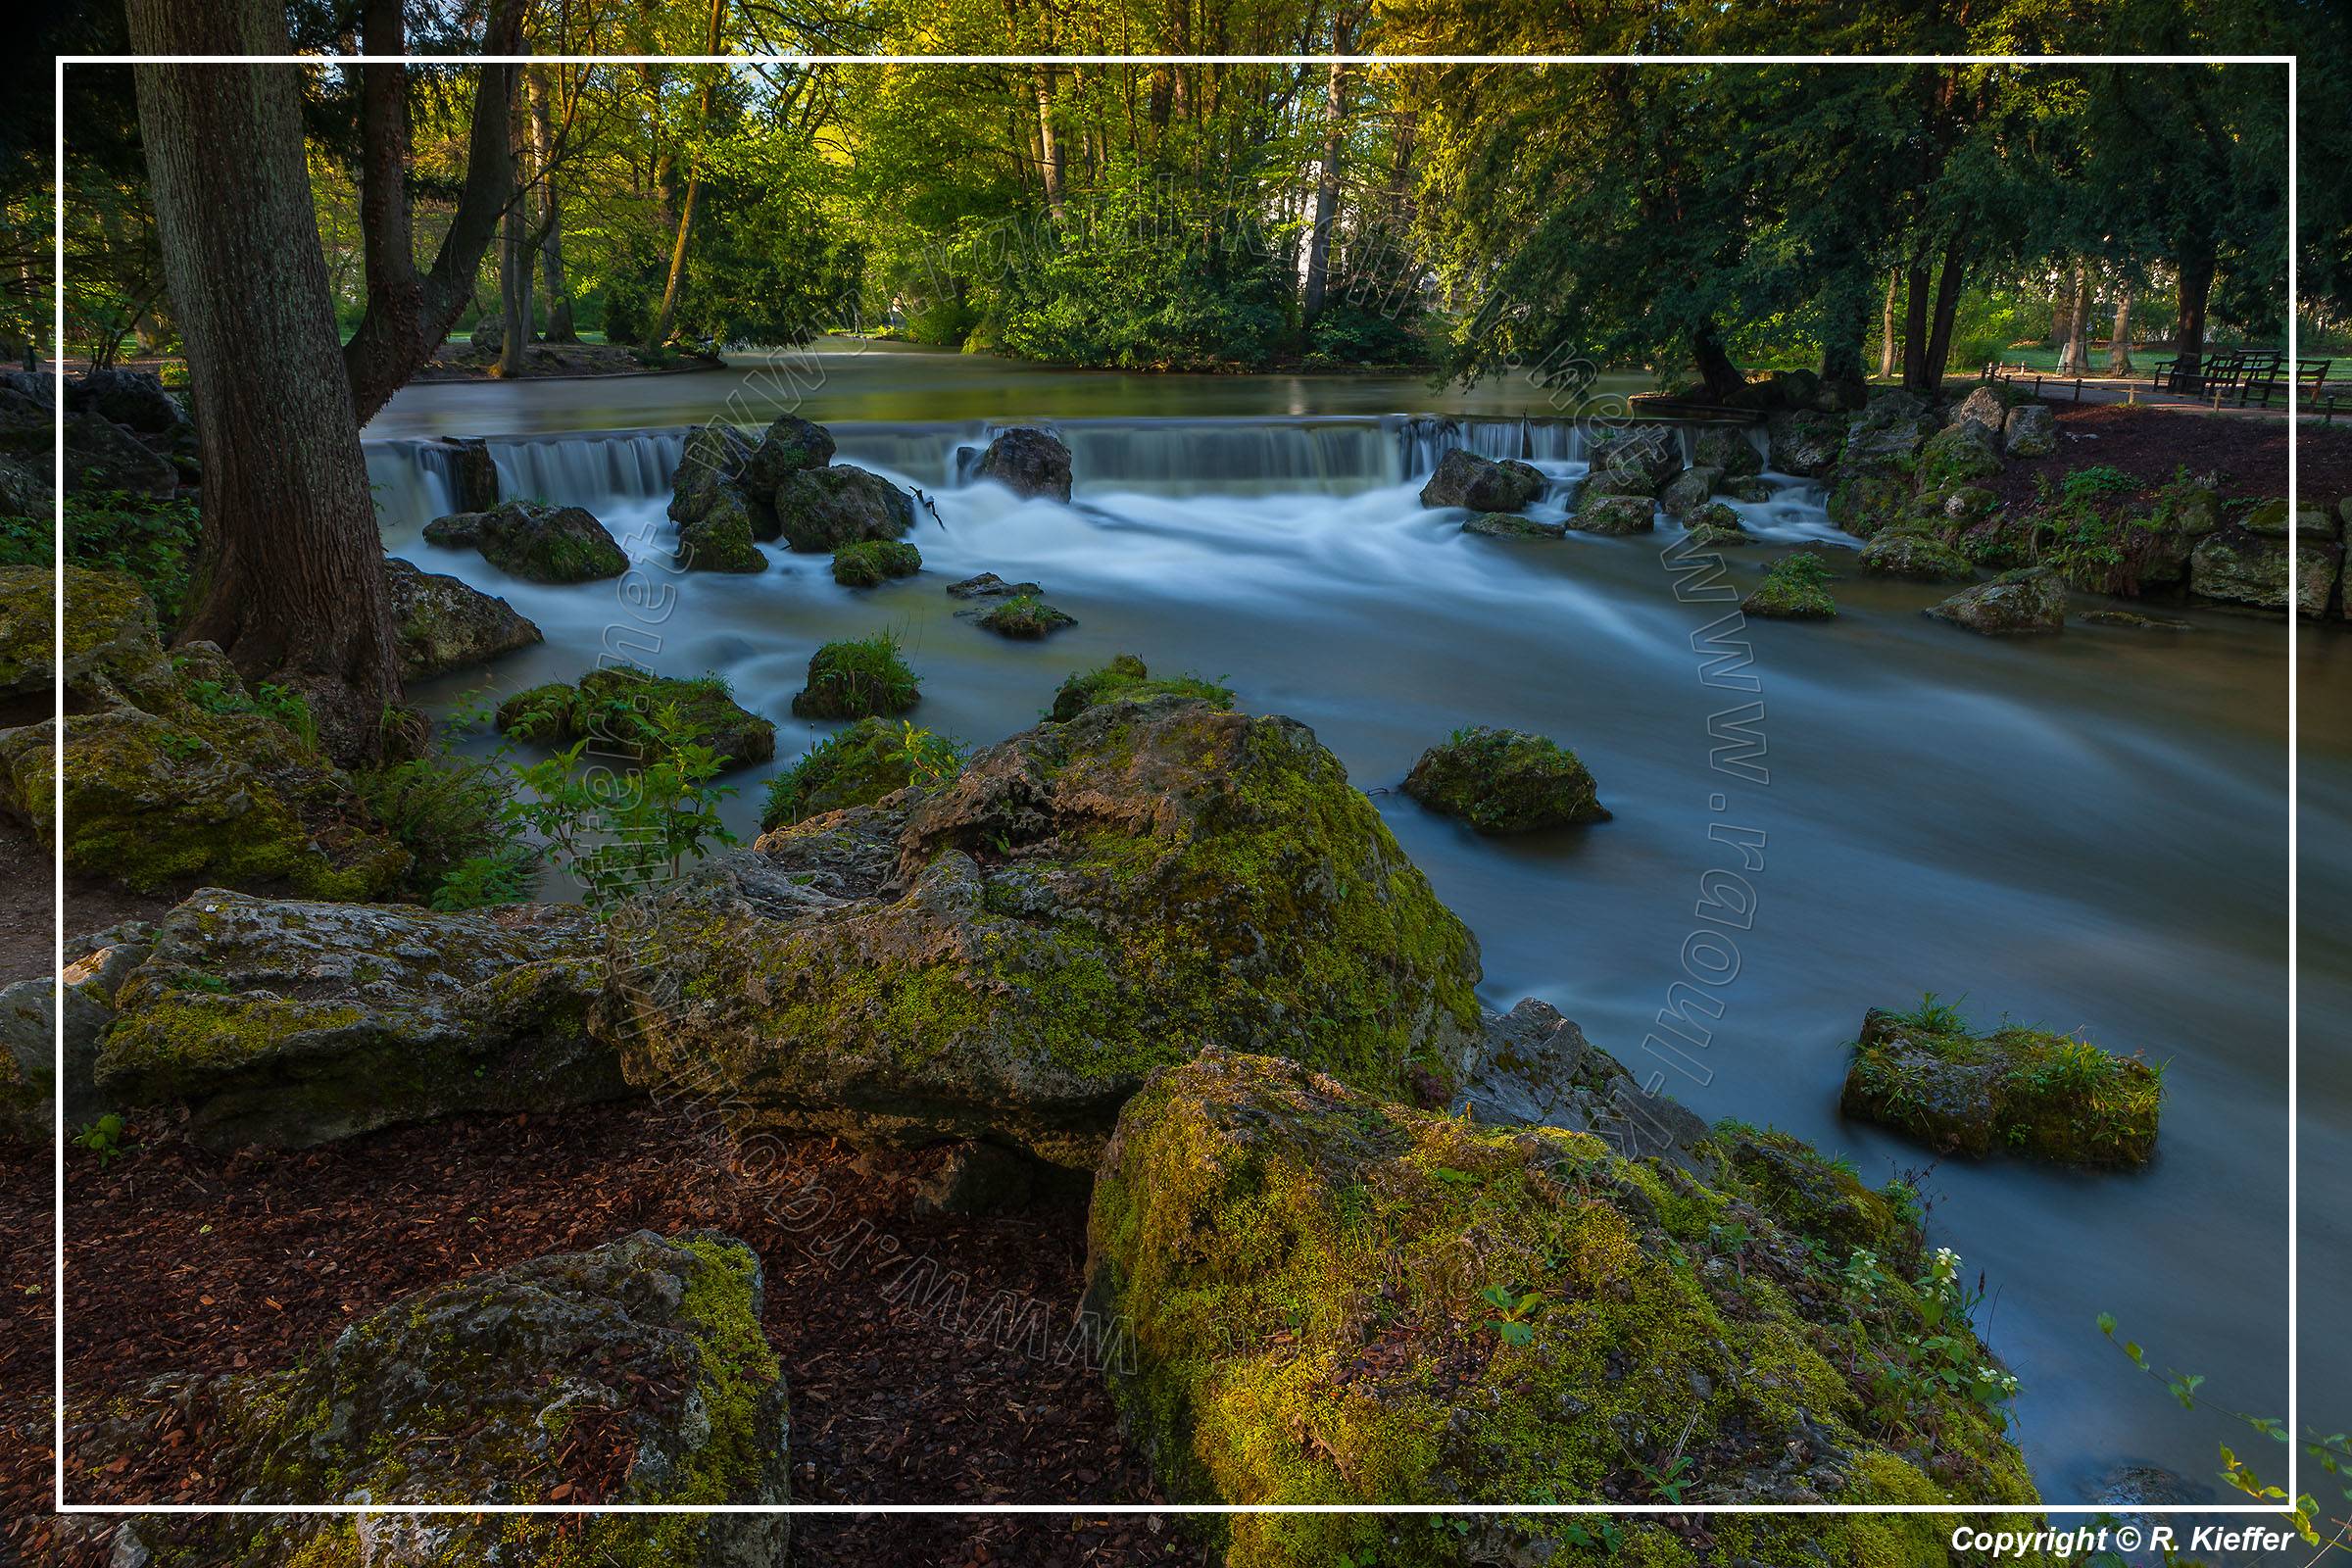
[0, 823, 51, 988]
[1984, 396, 2352, 512]
[12, 1102, 1213, 1568]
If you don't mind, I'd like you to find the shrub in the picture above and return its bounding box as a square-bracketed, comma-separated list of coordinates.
[7, 491, 204, 629]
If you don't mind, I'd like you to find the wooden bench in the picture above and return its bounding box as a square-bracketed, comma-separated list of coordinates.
[2233, 357, 2332, 408]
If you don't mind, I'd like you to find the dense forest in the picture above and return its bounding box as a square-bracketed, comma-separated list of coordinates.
[7, 0, 2350, 391]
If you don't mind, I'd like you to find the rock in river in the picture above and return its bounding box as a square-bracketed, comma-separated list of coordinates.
[1417, 449, 1544, 514]
[1925, 565, 2068, 634]
[1401, 725, 1607, 833]
[975, 425, 1075, 502]
[596, 695, 1484, 1168]
[497, 666, 777, 771]
[423, 498, 628, 583]
[382, 557, 543, 679]
[93, 889, 623, 1148]
[98, 1230, 791, 1567]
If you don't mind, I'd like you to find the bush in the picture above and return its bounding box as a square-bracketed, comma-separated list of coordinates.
[791, 632, 921, 719]
[352, 749, 536, 909]
[7, 491, 204, 630]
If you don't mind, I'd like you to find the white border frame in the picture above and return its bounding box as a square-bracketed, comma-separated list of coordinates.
[47, 49, 2302, 1525]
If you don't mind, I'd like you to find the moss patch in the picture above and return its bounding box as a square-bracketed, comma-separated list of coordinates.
[1741, 555, 1838, 619]
[1049, 654, 1233, 723]
[1400, 726, 1608, 834]
[832, 539, 922, 586]
[791, 633, 921, 719]
[496, 666, 775, 771]
[759, 716, 963, 830]
[976, 593, 1077, 639]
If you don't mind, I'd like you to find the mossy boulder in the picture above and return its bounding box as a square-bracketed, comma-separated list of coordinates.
[668, 421, 759, 525]
[975, 594, 1077, 638]
[1083, 1050, 2048, 1566]
[1942, 385, 2009, 443]
[974, 425, 1074, 502]
[1914, 425, 2004, 492]
[739, 413, 837, 498]
[1691, 424, 1764, 479]
[1049, 654, 1232, 723]
[1460, 513, 1567, 539]
[1684, 501, 1750, 547]
[791, 634, 920, 719]
[382, 558, 543, 679]
[1700, 1121, 1913, 1257]
[1840, 1003, 2161, 1168]
[94, 888, 624, 1149]
[2003, 403, 2058, 458]
[99, 1231, 790, 1566]
[1417, 449, 1544, 514]
[4, 573, 410, 899]
[1742, 555, 1838, 620]
[832, 538, 922, 586]
[1926, 565, 2068, 635]
[1722, 474, 1774, 503]
[497, 666, 776, 771]
[1569, 493, 1656, 536]
[759, 715, 939, 831]
[1764, 409, 1845, 476]
[0, 980, 50, 1148]
[1401, 726, 1608, 834]
[422, 499, 629, 583]
[772, 465, 916, 553]
[1858, 529, 1976, 581]
[945, 570, 1041, 600]
[1588, 424, 1684, 492]
[0, 564, 58, 705]
[1659, 466, 1723, 518]
[675, 484, 768, 573]
[1825, 470, 1914, 538]
[2189, 524, 2341, 617]
[598, 696, 1485, 1169]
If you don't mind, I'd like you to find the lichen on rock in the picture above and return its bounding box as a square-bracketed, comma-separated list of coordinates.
[1401, 726, 1608, 834]
[97, 1230, 791, 1567]
[597, 696, 1484, 1168]
[1839, 999, 2161, 1168]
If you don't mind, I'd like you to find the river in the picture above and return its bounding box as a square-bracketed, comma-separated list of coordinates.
[361, 341, 2344, 1512]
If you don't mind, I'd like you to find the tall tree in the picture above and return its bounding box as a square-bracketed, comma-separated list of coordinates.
[1299, 38, 1349, 324]
[2105, 284, 2135, 373]
[653, 0, 730, 346]
[528, 67, 578, 342]
[125, 0, 396, 760]
[2054, 260, 2092, 374]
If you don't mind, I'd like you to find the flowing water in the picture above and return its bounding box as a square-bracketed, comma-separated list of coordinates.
[363, 344, 2344, 1508]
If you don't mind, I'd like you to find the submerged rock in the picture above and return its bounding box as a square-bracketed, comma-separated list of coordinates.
[598, 697, 1483, 1168]
[1858, 529, 1975, 581]
[94, 889, 622, 1149]
[1925, 565, 2068, 634]
[832, 538, 922, 586]
[945, 570, 1042, 600]
[2079, 609, 2195, 631]
[975, 425, 1075, 502]
[1049, 655, 1232, 723]
[1839, 1002, 2161, 1167]
[100, 1231, 791, 1565]
[1460, 513, 1567, 539]
[1083, 1050, 2045, 1565]
[974, 594, 1077, 639]
[1417, 449, 1545, 514]
[1401, 726, 1607, 834]
[423, 498, 628, 583]
[381, 558, 542, 679]
[498, 666, 776, 771]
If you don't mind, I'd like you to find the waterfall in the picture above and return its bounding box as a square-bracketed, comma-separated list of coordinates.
[366, 441, 460, 534]
[489, 430, 686, 509]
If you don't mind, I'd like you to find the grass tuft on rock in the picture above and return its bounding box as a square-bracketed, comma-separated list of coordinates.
[790, 633, 921, 719]
[831, 539, 923, 587]
[1048, 654, 1233, 723]
[759, 716, 964, 830]
[1400, 725, 1607, 834]
[1742, 553, 1838, 619]
[976, 593, 1077, 639]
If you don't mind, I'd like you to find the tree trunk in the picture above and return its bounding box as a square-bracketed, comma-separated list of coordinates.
[1921, 239, 1967, 390]
[1900, 261, 1933, 392]
[2105, 287, 2135, 375]
[496, 135, 532, 378]
[1878, 269, 1900, 380]
[527, 67, 576, 342]
[1817, 270, 1871, 403]
[2176, 242, 2216, 371]
[126, 4, 398, 763]
[1692, 322, 1745, 403]
[1033, 64, 1063, 219]
[2054, 261, 2092, 375]
[1300, 49, 1347, 325]
[653, 0, 727, 348]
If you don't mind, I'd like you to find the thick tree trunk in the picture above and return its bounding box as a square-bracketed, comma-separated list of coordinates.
[2105, 287, 2135, 374]
[1921, 240, 1967, 389]
[1692, 322, 1745, 404]
[2054, 261, 2092, 375]
[528, 68, 576, 342]
[2176, 243, 2216, 371]
[1900, 261, 1933, 392]
[126, 7, 398, 762]
[1817, 271, 1871, 403]
[1300, 51, 1347, 325]
[496, 145, 532, 378]
[1878, 269, 1900, 380]
[1902, 239, 1967, 396]
[653, 0, 727, 347]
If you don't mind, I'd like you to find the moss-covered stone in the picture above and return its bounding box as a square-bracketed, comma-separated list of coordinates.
[772, 464, 916, 552]
[497, 666, 776, 771]
[1764, 409, 1845, 476]
[1049, 654, 1233, 723]
[832, 538, 923, 586]
[1841, 1002, 2161, 1168]
[791, 634, 921, 719]
[98, 1231, 791, 1567]
[1461, 513, 1568, 539]
[1569, 493, 1656, 536]
[1925, 566, 2068, 635]
[1858, 529, 1976, 581]
[1418, 449, 1544, 513]
[975, 593, 1077, 638]
[1085, 1051, 2049, 1566]
[1742, 555, 1838, 620]
[1401, 726, 1608, 834]
[382, 558, 542, 679]
[600, 696, 1484, 1168]
[422, 499, 628, 583]
[95, 888, 623, 1148]
[758, 715, 954, 830]
[0, 564, 57, 704]
[1692, 424, 1764, 480]
[675, 484, 768, 572]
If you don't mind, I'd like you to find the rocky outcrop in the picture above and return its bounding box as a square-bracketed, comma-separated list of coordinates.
[65, 368, 185, 434]
[94, 889, 622, 1148]
[423, 499, 629, 583]
[1942, 385, 2008, 443]
[497, 666, 776, 770]
[739, 414, 836, 497]
[98, 1231, 791, 1565]
[1660, 466, 1722, 518]
[772, 465, 917, 553]
[2188, 504, 2341, 617]
[1083, 1050, 2045, 1566]
[975, 425, 1075, 502]
[1925, 565, 2068, 635]
[382, 558, 543, 679]
[2002, 403, 2058, 458]
[1048, 655, 1232, 723]
[1401, 726, 1608, 833]
[945, 571, 1041, 600]
[1417, 449, 1545, 514]
[4, 570, 410, 900]
[1692, 424, 1765, 479]
[1588, 425, 1684, 492]
[1765, 409, 1845, 476]
[667, 415, 912, 560]
[1840, 1003, 2160, 1167]
[596, 696, 1484, 1169]
[1858, 529, 1975, 581]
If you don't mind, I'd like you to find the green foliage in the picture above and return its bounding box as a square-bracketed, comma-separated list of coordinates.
[1048, 654, 1233, 723]
[3, 491, 203, 629]
[831, 539, 922, 587]
[179, 670, 318, 754]
[792, 632, 920, 719]
[72, 1112, 130, 1167]
[1477, 1282, 1545, 1348]
[502, 722, 740, 906]
[976, 593, 1076, 639]
[352, 745, 536, 910]
[760, 717, 965, 831]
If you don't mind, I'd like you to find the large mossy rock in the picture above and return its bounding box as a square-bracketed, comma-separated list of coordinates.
[100, 1231, 791, 1566]
[382, 558, 542, 679]
[1417, 448, 1545, 514]
[1764, 409, 1845, 476]
[773, 466, 916, 552]
[497, 666, 776, 771]
[1401, 726, 1607, 834]
[1568, 493, 1656, 536]
[1691, 424, 1764, 479]
[832, 538, 922, 586]
[1857, 529, 1976, 581]
[1049, 654, 1233, 723]
[1588, 424, 1684, 492]
[1913, 424, 2004, 492]
[1926, 565, 2068, 635]
[2, 570, 410, 900]
[1840, 1004, 2161, 1168]
[739, 414, 836, 498]
[0, 564, 57, 706]
[758, 715, 924, 831]
[94, 889, 623, 1148]
[1742, 555, 1838, 620]
[2188, 516, 2342, 617]
[1083, 1050, 2048, 1567]
[2002, 403, 2058, 457]
[975, 425, 1075, 502]
[599, 696, 1484, 1169]
[1659, 466, 1723, 518]
[0, 980, 50, 1147]
[422, 498, 628, 583]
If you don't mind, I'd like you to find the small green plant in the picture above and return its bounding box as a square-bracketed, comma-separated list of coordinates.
[1891, 992, 1968, 1034]
[178, 669, 320, 753]
[353, 746, 537, 907]
[73, 1113, 130, 1167]
[1562, 1519, 1625, 1554]
[1477, 1282, 1545, 1347]
[503, 714, 740, 905]
[760, 717, 966, 830]
[1631, 1451, 1694, 1504]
